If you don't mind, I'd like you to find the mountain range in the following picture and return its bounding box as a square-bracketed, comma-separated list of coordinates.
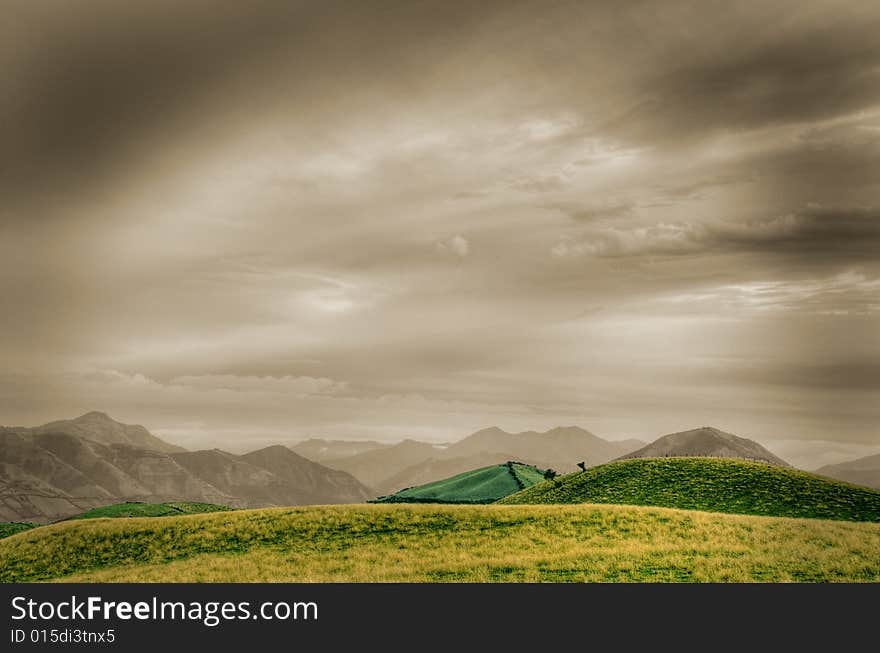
[313, 426, 646, 495]
[7, 411, 874, 524]
[0, 413, 371, 523]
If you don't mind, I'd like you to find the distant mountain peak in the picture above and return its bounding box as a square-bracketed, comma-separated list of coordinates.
[33, 412, 185, 454]
[472, 426, 510, 436]
[617, 426, 789, 466]
[76, 410, 114, 421]
[543, 425, 595, 438]
[257, 444, 292, 453]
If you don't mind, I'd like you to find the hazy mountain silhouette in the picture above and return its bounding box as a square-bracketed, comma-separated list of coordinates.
[322, 439, 441, 488]
[443, 426, 642, 465]
[324, 426, 644, 494]
[289, 438, 392, 462]
[815, 453, 880, 489]
[616, 427, 789, 466]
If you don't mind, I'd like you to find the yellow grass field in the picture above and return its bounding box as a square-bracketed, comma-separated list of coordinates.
[2, 503, 878, 583]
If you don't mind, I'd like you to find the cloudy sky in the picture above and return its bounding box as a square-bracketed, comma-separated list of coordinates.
[2, 1, 878, 466]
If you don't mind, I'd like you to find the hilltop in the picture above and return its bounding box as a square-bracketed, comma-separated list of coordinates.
[375, 462, 545, 504]
[499, 457, 880, 522]
[617, 426, 789, 466]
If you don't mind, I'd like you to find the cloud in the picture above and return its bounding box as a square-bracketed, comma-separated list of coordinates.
[658, 271, 880, 316]
[731, 361, 880, 392]
[509, 169, 573, 193]
[646, 173, 757, 205]
[81, 370, 347, 397]
[436, 234, 470, 258]
[1, 2, 295, 207]
[0, 1, 506, 211]
[516, 116, 578, 142]
[552, 206, 880, 264]
[607, 8, 880, 144]
[169, 374, 347, 396]
[552, 200, 635, 222]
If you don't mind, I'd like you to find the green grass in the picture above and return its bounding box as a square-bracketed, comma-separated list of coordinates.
[1, 504, 878, 583]
[498, 457, 880, 522]
[0, 522, 35, 539]
[375, 462, 546, 504]
[67, 502, 234, 520]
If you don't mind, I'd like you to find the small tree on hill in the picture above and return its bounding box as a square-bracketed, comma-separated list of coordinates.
[577, 461, 587, 472]
[543, 468, 557, 481]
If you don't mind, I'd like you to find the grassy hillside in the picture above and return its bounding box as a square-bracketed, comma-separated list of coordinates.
[0, 522, 34, 539]
[1, 504, 878, 582]
[499, 458, 880, 522]
[68, 502, 234, 520]
[376, 462, 545, 503]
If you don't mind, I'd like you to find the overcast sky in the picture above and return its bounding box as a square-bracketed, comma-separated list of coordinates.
[2, 1, 878, 466]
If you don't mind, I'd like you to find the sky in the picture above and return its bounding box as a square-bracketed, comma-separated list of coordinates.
[2, 1, 879, 467]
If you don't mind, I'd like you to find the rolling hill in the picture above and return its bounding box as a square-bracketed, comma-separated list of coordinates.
[1, 502, 231, 539]
[0, 413, 372, 523]
[1, 504, 878, 582]
[815, 453, 880, 490]
[375, 451, 540, 496]
[498, 457, 880, 522]
[375, 462, 546, 504]
[616, 426, 789, 466]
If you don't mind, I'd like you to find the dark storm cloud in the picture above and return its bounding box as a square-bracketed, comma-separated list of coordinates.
[647, 173, 757, 205]
[552, 200, 635, 222]
[753, 117, 880, 205]
[3, 2, 289, 205]
[730, 361, 880, 391]
[713, 206, 880, 263]
[0, 0, 505, 210]
[606, 7, 880, 144]
[567, 206, 880, 264]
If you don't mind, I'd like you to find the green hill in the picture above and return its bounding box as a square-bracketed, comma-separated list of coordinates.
[498, 457, 880, 522]
[0, 522, 34, 539]
[1, 504, 878, 582]
[375, 462, 546, 503]
[67, 501, 234, 520]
